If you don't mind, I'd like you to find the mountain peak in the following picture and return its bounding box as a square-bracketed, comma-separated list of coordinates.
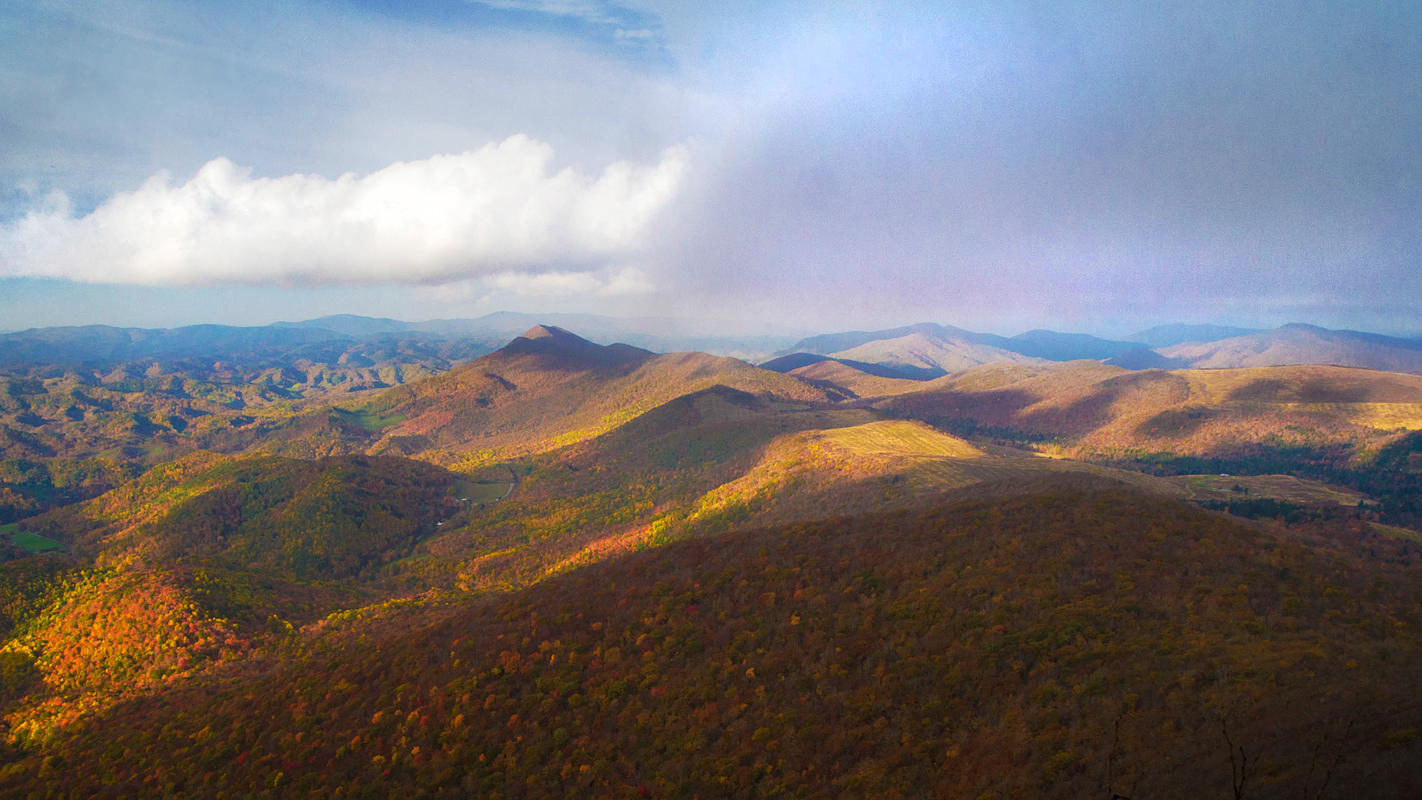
[520, 324, 579, 341]
[502, 324, 601, 356]
[497, 324, 654, 368]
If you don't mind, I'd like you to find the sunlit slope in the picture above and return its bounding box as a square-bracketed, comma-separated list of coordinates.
[407, 388, 1188, 593]
[8, 490, 1421, 798]
[882, 362, 1422, 455]
[0, 450, 452, 746]
[673, 420, 1184, 538]
[20, 451, 454, 580]
[1179, 365, 1422, 429]
[388, 390, 888, 591]
[360, 326, 833, 466]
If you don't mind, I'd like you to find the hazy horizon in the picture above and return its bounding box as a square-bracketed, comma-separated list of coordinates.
[5, 304, 1422, 347]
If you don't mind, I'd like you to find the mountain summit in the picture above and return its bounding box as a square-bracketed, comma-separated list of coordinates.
[520, 324, 580, 341]
[499, 324, 653, 368]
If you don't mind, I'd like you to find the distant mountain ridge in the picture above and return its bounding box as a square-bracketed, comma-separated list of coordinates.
[778, 321, 1422, 378]
[1162, 323, 1422, 374]
[776, 323, 1148, 377]
[9, 316, 1422, 379]
[0, 323, 354, 364]
[1127, 323, 1265, 349]
[276, 312, 801, 357]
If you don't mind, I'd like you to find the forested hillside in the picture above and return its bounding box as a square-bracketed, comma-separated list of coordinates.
[2, 489, 1419, 797]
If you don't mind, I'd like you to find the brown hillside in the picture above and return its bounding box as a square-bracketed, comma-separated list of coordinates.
[881, 362, 1422, 456]
[788, 359, 926, 398]
[387, 388, 1186, 594]
[364, 327, 834, 467]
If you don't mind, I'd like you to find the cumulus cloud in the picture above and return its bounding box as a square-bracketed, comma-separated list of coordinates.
[0, 135, 685, 286]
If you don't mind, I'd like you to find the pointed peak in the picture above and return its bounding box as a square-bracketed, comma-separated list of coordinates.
[519, 324, 582, 341]
[504, 324, 598, 354]
[496, 324, 654, 368]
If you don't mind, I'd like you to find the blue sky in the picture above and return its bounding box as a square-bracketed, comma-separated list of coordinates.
[1, 1, 1420, 336]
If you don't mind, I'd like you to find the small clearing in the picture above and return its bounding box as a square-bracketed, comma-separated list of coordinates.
[817, 420, 982, 459]
[454, 479, 514, 503]
[4, 525, 66, 554]
[1173, 474, 1365, 506]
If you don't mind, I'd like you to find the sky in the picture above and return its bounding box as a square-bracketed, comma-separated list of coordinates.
[1, 0, 1420, 337]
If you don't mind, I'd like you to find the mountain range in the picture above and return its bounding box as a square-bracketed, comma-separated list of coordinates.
[7, 315, 1421, 379]
[0, 319, 1419, 795]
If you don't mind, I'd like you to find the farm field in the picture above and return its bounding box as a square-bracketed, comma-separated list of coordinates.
[0, 522, 65, 554]
[1172, 473, 1367, 505]
[453, 479, 514, 503]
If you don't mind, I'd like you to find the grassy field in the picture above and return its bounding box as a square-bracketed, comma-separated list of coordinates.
[453, 479, 513, 503]
[1371, 522, 1422, 543]
[332, 406, 408, 432]
[951, 456, 1191, 498]
[817, 420, 982, 458]
[1, 523, 66, 554]
[1172, 473, 1366, 505]
[1315, 402, 1422, 430]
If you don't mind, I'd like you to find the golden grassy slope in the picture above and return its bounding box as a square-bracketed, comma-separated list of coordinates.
[817, 419, 983, 458]
[1170, 473, 1366, 505]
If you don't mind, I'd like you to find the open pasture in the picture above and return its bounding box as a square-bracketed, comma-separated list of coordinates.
[1172, 473, 1366, 505]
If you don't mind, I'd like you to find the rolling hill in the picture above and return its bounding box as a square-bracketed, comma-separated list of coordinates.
[881, 361, 1422, 452]
[20, 451, 456, 580]
[783, 359, 928, 399]
[877, 361, 1422, 527]
[0, 451, 460, 746]
[376, 377, 1201, 596]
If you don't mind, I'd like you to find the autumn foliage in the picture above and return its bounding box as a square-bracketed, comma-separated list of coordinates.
[1, 490, 1418, 798]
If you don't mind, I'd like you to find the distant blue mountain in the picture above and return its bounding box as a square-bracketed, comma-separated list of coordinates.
[780, 324, 1148, 364]
[1126, 323, 1264, 349]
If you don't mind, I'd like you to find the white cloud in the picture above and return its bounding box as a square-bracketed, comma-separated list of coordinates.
[0, 135, 685, 286]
